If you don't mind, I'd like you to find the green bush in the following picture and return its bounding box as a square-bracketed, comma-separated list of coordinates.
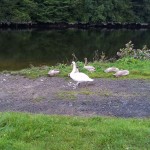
[117, 41, 150, 60]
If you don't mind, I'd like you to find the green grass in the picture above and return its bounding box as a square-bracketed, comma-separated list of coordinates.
[0, 112, 150, 150]
[55, 91, 78, 100]
[54, 88, 116, 100]
[2, 58, 150, 79]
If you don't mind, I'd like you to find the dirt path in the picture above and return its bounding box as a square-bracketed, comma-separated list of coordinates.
[0, 74, 150, 118]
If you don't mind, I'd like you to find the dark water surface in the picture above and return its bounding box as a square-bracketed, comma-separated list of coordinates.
[0, 29, 150, 71]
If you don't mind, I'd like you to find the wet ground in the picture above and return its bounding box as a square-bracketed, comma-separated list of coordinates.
[0, 74, 150, 118]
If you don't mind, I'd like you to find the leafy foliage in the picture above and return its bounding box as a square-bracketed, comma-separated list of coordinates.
[0, 0, 150, 23]
[117, 41, 150, 60]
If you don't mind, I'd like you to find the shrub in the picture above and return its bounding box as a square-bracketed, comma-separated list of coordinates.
[117, 41, 150, 60]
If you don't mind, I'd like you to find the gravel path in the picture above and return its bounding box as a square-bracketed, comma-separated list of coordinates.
[0, 74, 150, 118]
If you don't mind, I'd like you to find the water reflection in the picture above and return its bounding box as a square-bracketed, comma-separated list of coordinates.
[0, 29, 150, 70]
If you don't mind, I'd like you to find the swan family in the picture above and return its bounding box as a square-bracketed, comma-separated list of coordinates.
[47, 58, 129, 87]
[69, 60, 129, 87]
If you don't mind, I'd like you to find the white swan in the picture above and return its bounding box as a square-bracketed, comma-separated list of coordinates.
[84, 58, 95, 72]
[113, 70, 129, 77]
[70, 61, 94, 86]
[48, 69, 60, 76]
[104, 67, 119, 73]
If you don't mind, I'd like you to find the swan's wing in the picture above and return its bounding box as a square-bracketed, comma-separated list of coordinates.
[71, 72, 93, 81]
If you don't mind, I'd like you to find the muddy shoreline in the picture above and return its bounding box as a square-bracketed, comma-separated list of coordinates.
[0, 74, 150, 118]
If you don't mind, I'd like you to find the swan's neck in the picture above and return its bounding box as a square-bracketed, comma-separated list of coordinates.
[71, 63, 77, 74]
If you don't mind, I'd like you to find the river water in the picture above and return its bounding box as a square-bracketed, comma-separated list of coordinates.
[0, 29, 150, 71]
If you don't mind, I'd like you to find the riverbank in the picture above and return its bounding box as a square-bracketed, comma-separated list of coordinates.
[1, 22, 150, 30]
[4, 58, 150, 79]
[1, 49, 150, 117]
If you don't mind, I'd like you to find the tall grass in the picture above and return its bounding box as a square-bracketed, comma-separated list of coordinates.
[0, 112, 150, 150]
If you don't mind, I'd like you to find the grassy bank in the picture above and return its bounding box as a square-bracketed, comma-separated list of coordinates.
[0, 112, 150, 150]
[4, 58, 150, 79]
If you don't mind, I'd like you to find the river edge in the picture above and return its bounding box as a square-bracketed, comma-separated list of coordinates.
[0, 73, 150, 118]
[1, 22, 150, 29]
